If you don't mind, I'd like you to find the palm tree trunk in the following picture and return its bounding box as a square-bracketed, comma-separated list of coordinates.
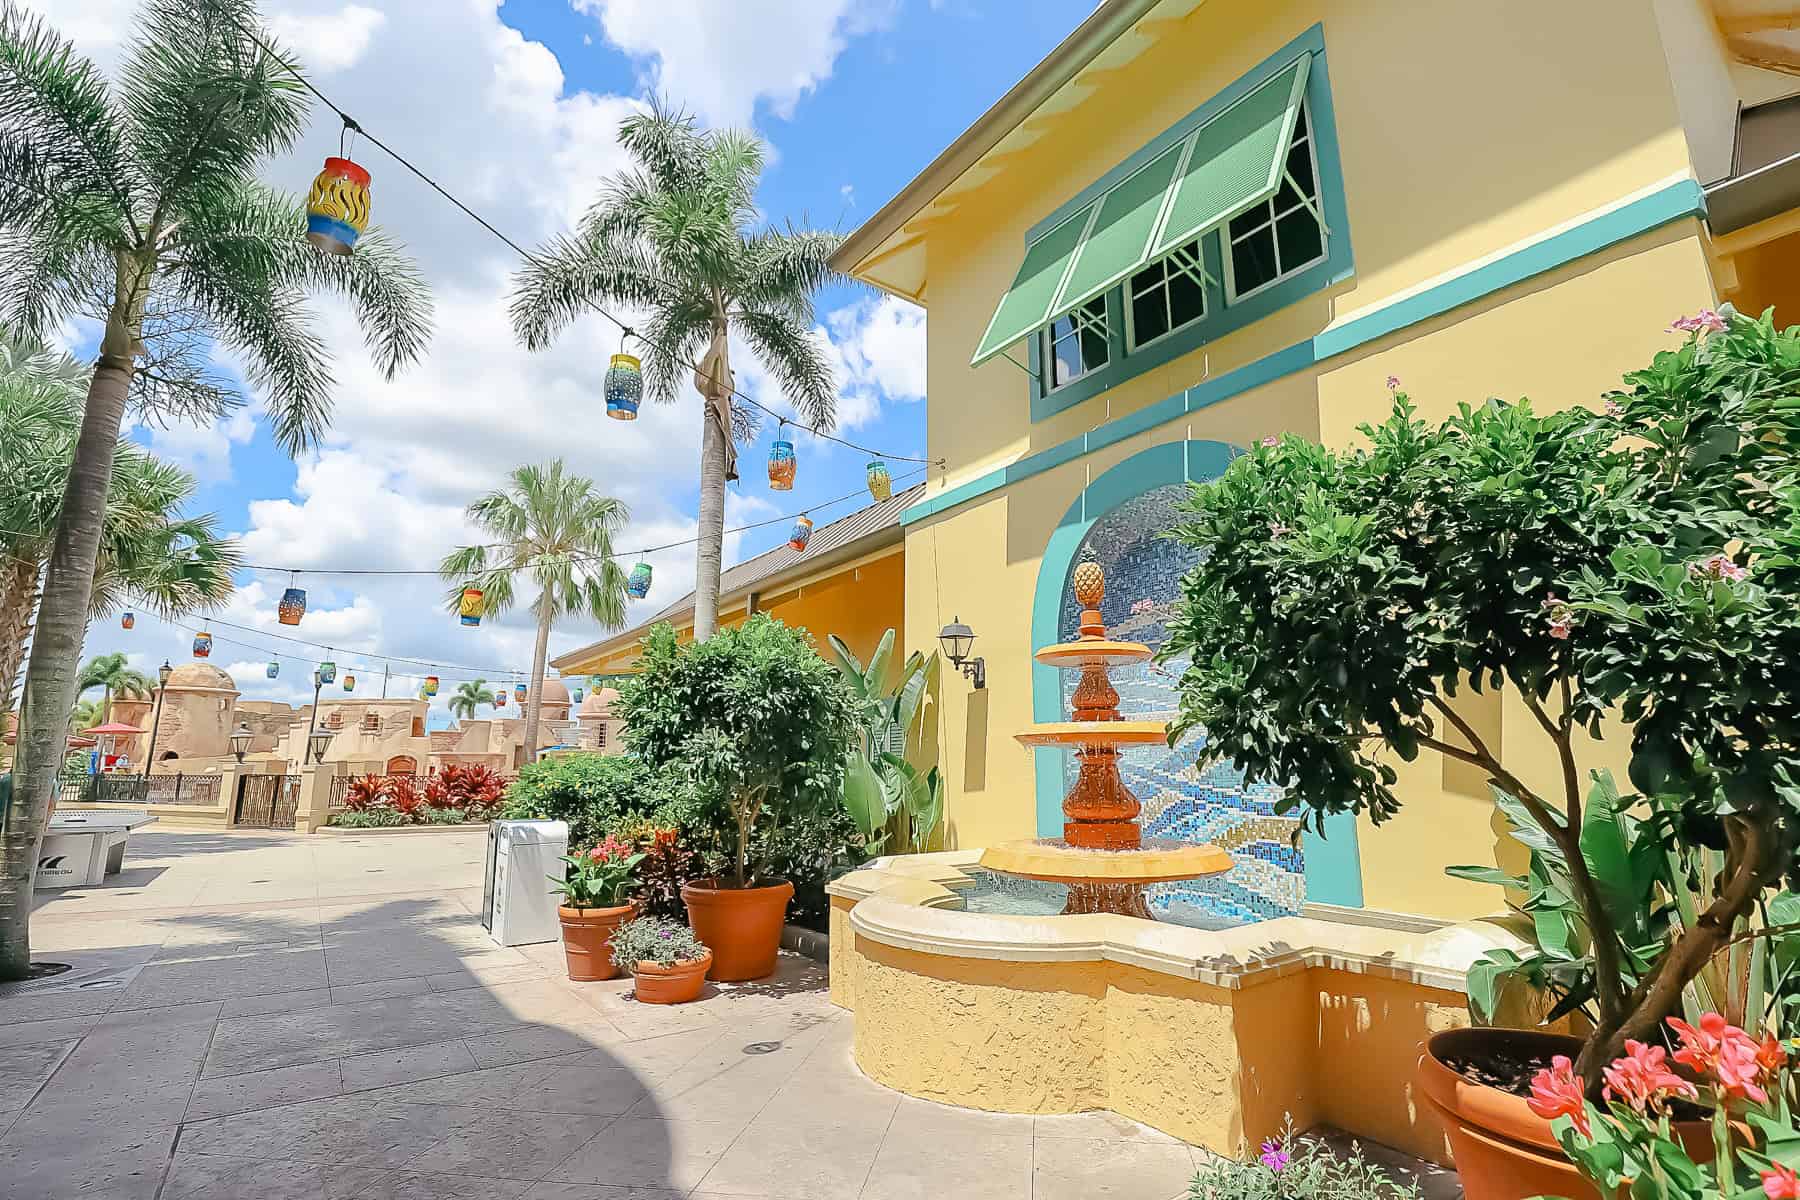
[522, 599, 553, 764]
[693, 325, 731, 642]
[0, 556, 42, 717]
[0, 348, 134, 981]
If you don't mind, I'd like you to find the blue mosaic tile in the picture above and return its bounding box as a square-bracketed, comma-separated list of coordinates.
[1059, 483, 1304, 922]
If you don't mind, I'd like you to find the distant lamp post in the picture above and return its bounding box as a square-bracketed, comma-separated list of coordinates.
[144, 659, 174, 773]
[307, 726, 334, 766]
[302, 668, 328, 764]
[228, 723, 253, 763]
[937, 617, 986, 689]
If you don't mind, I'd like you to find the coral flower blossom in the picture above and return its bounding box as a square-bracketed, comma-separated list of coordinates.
[1528, 1056, 1591, 1136]
[1763, 1163, 1800, 1200]
[1669, 1014, 1768, 1103]
[1670, 309, 1728, 334]
[1760, 1034, 1789, 1076]
[1602, 1040, 1697, 1113]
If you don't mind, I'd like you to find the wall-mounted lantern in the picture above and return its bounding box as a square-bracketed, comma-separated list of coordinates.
[937, 616, 986, 689]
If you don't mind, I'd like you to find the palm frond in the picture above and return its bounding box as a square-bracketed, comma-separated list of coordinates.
[734, 307, 837, 430]
[739, 227, 845, 318]
[615, 98, 707, 197]
[286, 223, 433, 379]
[508, 227, 668, 351]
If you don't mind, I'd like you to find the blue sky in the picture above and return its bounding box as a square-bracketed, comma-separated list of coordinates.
[40, 0, 1094, 713]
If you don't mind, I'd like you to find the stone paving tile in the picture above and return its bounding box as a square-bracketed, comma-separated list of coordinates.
[0, 1014, 101, 1050]
[330, 975, 434, 1004]
[860, 1126, 1035, 1200]
[403, 1107, 614, 1177]
[219, 986, 333, 1017]
[522, 1185, 685, 1200]
[0, 1122, 176, 1200]
[1031, 1135, 1198, 1200]
[463, 1018, 624, 1069]
[510, 1060, 651, 1116]
[546, 1115, 736, 1193]
[0, 1041, 74, 1120]
[351, 1058, 567, 1107]
[339, 1038, 480, 1091]
[113, 947, 330, 1008]
[185, 1059, 345, 1121]
[695, 1111, 889, 1200]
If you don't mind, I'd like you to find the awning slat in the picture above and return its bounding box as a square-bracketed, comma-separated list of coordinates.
[970, 205, 1096, 367]
[1050, 140, 1188, 319]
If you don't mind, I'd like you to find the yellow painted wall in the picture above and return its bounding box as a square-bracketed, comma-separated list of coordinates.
[894, 0, 1726, 918]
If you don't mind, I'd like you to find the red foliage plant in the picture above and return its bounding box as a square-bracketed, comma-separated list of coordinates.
[342, 773, 390, 812]
[387, 774, 425, 815]
[434, 763, 507, 817]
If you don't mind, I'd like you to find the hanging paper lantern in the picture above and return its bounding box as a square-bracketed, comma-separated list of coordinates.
[343, 673, 356, 692]
[266, 662, 280, 679]
[572, 687, 584, 704]
[459, 587, 485, 627]
[789, 514, 814, 553]
[494, 690, 507, 707]
[120, 611, 135, 630]
[193, 630, 213, 658]
[317, 659, 337, 685]
[423, 675, 439, 696]
[305, 157, 371, 255]
[866, 460, 892, 502]
[768, 438, 797, 491]
[278, 586, 307, 626]
[605, 354, 643, 420]
[514, 682, 528, 702]
[626, 561, 652, 599]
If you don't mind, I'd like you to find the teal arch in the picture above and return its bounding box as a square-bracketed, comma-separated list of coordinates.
[1028, 439, 1365, 908]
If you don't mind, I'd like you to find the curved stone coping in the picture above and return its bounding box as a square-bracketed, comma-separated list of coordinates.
[979, 838, 1230, 883]
[833, 853, 1526, 995]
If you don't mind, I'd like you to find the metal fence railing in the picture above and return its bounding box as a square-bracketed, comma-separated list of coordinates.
[57, 773, 223, 808]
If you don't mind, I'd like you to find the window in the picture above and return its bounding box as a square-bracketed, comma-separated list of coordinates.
[1127, 238, 1208, 349]
[1225, 99, 1325, 301]
[1043, 296, 1109, 391]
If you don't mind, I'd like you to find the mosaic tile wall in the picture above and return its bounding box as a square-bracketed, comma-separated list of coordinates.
[1057, 483, 1304, 922]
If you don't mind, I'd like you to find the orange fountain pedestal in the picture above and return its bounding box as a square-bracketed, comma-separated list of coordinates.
[978, 561, 1231, 917]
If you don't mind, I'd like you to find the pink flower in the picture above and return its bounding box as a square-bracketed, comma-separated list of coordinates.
[1670, 309, 1728, 335]
[1268, 521, 1291, 538]
[1669, 1014, 1768, 1103]
[588, 846, 609, 863]
[1543, 594, 1573, 640]
[1528, 1055, 1591, 1136]
[1602, 1040, 1698, 1113]
[1690, 554, 1748, 583]
[1129, 599, 1156, 616]
[1605, 398, 1623, 418]
[1259, 1139, 1291, 1172]
[1260, 435, 1280, 448]
[1385, 375, 1401, 390]
[1764, 1164, 1800, 1200]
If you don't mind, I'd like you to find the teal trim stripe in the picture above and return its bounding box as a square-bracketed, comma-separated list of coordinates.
[904, 177, 1707, 527]
[1027, 439, 1363, 906]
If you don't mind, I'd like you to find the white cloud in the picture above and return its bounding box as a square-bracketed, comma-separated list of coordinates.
[570, 0, 898, 127]
[268, 4, 386, 73]
[136, 407, 256, 486]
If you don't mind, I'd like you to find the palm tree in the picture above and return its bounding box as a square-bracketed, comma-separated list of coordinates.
[75, 653, 153, 721]
[448, 678, 489, 722]
[510, 100, 843, 641]
[67, 696, 102, 737]
[0, 335, 240, 708]
[439, 461, 628, 760]
[0, 0, 433, 980]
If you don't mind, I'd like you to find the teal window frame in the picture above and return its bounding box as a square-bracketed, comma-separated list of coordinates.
[1027, 24, 1352, 423]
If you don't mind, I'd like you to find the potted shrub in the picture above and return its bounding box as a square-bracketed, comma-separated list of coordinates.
[620, 615, 859, 980]
[1162, 311, 1800, 1199]
[550, 836, 644, 982]
[612, 915, 712, 1004]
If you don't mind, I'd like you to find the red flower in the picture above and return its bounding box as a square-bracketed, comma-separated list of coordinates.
[1759, 1034, 1788, 1076]
[1528, 1055, 1591, 1137]
[1763, 1164, 1800, 1200]
[1669, 1014, 1768, 1104]
[587, 845, 609, 864]
[1602, 1040, 1698, 1113]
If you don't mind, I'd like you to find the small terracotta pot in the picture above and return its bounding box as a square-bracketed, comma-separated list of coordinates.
[1418, 1027, 1716, 1200]
[633, 951, 712, 1004]
[557, 902, 635, 982]
[681, 878, 794, 981]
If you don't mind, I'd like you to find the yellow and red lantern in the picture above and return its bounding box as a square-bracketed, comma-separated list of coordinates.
[193, 630, 213, 658]
[458, 586, 485, 627]
[342, 672, 356, 692]
[768, 436, 796, 491]
[494, 689, 507, 708]
[514, 682, 528, 702]
[305, 156, 371, 255]
[121, 611, 135, 630]
[423, 675, 439, 696]
[789, 515, 813, 553]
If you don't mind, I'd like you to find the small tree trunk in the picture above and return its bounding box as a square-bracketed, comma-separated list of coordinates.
[692, 323, 731, 642]
[0, 556, 43, 716]
[0, 349, 135, 981]
[522, 599, 553, 765]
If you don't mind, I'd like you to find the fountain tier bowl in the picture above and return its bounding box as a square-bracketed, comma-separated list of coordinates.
[1034, 640, 1154, 668]
[1013, 720, 1169, 748]
[979, 838, 1232, 885]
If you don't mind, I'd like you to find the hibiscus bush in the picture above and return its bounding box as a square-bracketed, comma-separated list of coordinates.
[1163, 307, 1800, 1086]
[551, 836, 644, 910]
[1534, 1010, 1800, 1200]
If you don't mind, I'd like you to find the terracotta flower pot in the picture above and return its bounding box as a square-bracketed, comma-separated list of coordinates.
[557, 902, 635, 982]
[1418, 1027, 1716, 1200]
[680, 877, 794, 982]
[633, 951, 712, 1005]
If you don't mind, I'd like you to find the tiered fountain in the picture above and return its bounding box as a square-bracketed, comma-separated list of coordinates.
[978, 560, 1231, 917]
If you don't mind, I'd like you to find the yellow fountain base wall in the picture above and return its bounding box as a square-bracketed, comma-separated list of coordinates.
[833, 896, 1471, 1164]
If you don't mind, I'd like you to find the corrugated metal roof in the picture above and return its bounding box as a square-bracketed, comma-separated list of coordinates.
[551, 482, 924, 670]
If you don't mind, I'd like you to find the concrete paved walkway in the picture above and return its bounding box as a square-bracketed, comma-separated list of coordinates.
[1, 828, 1457, 1199]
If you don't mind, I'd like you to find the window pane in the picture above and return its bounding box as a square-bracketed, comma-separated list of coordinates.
[1228, 204, 1267, 242]
[1129, 260, 1164, 299]
[1132, 288, 1169, 345]
[1231, 225, 1278, 294]
[1051, 333, 1081, 387]
[1275, 208, 1323, 272]
[1272, 177, 1302, 213]
[1168, 267, 1205, 330]
[1048, 313, 1077, 344]
[1285, 137, 1316, 196]
[1078, 312, 1109, 369]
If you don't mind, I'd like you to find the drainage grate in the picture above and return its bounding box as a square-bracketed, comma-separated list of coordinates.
[742, 1041, 783, 1055]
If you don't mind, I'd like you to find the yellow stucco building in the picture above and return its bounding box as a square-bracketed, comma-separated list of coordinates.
[831, 0, 1800, 924]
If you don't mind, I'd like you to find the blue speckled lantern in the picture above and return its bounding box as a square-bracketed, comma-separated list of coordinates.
[317, 660, 337, 685]
[266, 661, 280, 679]
[192, 630, 212, 658]
[768, 439, 796, 491]
[605, 353, 642, 420]
[572, 687, 584, 704]
[514, 682, 528, 702]
[788, 514, 813, 552]
[626, 561, 652, 599]
[121, 610, 135, 630]
[278, 585, 306, 626]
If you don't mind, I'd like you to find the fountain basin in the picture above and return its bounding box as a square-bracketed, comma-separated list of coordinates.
[978, 838, 1230, 884]
[1034, 640, 1154, 668]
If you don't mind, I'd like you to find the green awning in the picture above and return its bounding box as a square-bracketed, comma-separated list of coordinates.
[971, 53, 1312, 368]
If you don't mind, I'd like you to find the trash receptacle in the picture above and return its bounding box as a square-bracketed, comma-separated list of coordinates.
[483, 819, 568, 947]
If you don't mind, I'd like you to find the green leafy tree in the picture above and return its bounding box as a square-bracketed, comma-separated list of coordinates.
[1161, 309, 1800, 1087]
[509, 100, 844, 641]
[447, 678, 489, 722]
[620, 615, 860, 887]
[0, 0, 433, 980]
[439, 460, 629, 761]
[0, 334, 239, 708]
